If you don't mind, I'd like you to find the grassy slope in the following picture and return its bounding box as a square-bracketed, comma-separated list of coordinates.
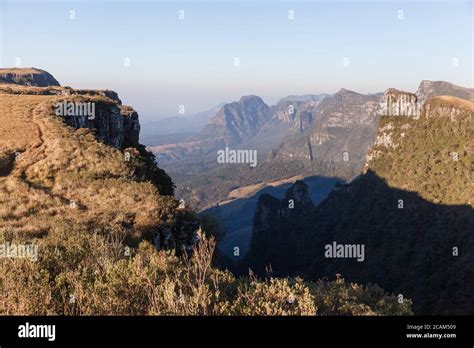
[0, 88, 175, 240]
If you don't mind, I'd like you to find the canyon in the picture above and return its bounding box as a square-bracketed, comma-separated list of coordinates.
[0, 68, 412, 316]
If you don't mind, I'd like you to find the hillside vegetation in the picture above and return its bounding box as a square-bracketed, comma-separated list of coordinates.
[366, 96, 473, 205]
[0, 227, 412, 315]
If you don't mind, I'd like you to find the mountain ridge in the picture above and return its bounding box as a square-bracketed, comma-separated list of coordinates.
[0, 67, 60, 87]
[244, 92, 474, 314]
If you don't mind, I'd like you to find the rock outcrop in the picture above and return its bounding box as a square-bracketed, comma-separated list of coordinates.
[381, 88, 420, 117]
[270, 88, 382, 172]
[153, 208, 202, 256]
[198, 95, 272, 146]
[58, 100, 140, 149]
[269, 99, 315, 132]
[0, 67, 60, 87]
[152, 95, 273, 163]
[246, 180, 316, 275]
[0, 68, 205, 255]
[0, 69, 139, 150]
[416, 80, 474, 105]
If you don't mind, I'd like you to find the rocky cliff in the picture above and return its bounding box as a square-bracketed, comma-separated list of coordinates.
[0, 67, 60, 87]
[268, 99, 315, 132]
[198, 95, 271, 145]
[57, 97, 141, 149]
[268, 88, 382, 176]
[152, 95, 273, 163]
[245, 93, 474, 314]
[416, 80, 474, 105]
[247, 180, 316, 275]
[0, 75, 139, 150]
[381, 88, 419, 117]
[0, 68, 201, 253]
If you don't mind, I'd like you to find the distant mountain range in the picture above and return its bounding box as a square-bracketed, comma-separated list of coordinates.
[140, 103, 225, 145]
[157, 80, 474, 295]
[150, 81, 474, 210]
[268, 88, 381, 169]
[150, 93, 330, 164]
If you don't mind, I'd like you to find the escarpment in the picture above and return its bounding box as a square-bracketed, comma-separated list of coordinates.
[0, 67, 61, 87]
[0, 73, 139, 150]
[0, 68, 201, 254]
[245, 93, 474, 314]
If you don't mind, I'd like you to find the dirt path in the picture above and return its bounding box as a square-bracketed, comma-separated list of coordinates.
[12, 101, 80, 207]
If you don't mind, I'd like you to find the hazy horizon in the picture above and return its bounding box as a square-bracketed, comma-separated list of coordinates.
[1, 0, 472, 121]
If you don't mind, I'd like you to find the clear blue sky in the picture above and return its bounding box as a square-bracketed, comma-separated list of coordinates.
[1, 0, 472, 120]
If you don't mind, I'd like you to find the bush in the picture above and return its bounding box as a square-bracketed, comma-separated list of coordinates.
[0, 225, 412, 316]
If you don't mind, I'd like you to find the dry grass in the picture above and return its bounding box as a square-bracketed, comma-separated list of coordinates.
[426, 95, 474, 112]
[0, 68, 44, 74]
[0, 85, 174, 239]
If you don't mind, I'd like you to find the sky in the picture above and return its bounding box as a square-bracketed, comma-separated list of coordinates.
[0, 0, 473, 121]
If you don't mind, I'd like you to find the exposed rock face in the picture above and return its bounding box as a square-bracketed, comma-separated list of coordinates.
[283, 180, 314, 213]
[271, 100, 306, 124]
[59, 100, 140, 149]
[416, 80, 474, 105]
[422, 95, 474, 120]
[152, 96, 272, 163]
[0, 69, 139, 150]
[270, 88, 382, 173]
[0, 68, 60, 87]
[198, 95, 271, 146]
[153, 209, 202, 256]
[245, 95, 474, 314]
[270, 100, 315, 132]
[246, 180, 316, 275]
[252, 194, 281, 236]
[121, 105, 141, 148]
[252, 180, 314, 234]
[381, 88, 420, 117]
